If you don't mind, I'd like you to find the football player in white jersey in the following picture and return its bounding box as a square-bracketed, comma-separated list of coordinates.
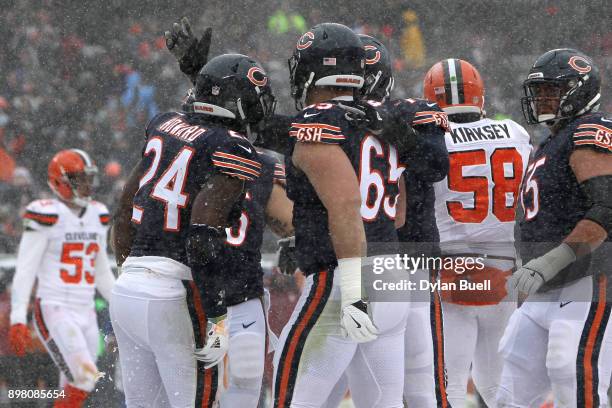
[9, 149, 115, 408]
[424, 59, 532, 407]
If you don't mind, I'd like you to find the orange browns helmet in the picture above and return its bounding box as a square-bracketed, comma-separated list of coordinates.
[424, 59, 485, 116]
[48, 149, 98, 208]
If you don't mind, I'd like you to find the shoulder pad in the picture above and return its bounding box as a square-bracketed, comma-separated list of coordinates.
[212, 131, 262, 181]
[388, 98, 450, 131]
[289, 103, 346, 144]
[23, 199, 59, 227]
[572, 114, 612, 153]
[90, 201, 111, 226]
[257, 149, 286, 185]
[146, 111, 178, 133]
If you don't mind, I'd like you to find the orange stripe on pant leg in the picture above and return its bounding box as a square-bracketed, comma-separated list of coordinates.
[433, 288, 448, 408]
[277, 271, 328, 408]
[202, 369, 213, 408]
[189, 282, 208, 343]
[188, 282, 214, 408]
[583, 275, 607, 408]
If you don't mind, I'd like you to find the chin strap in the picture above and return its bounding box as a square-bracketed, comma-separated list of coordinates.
[296, 72, 315, 111]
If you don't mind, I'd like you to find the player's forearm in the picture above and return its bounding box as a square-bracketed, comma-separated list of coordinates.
[10, 232, 46, 324]
[94, 251, 116, 302]
[266, 184, 294, 237]
[328, 201, 366, 259]
[112, 162, 144, 265]
[112, 211, 134, 266]
[563, 219, 608, 258]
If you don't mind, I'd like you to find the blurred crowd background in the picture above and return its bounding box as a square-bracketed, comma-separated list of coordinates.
[0, 0, 610, 252]
[0, 0, 610, 405]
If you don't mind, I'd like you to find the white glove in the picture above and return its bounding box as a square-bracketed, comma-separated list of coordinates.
[194, 317, 229, 369]
[341, 300, 379, 343]
[337, 258, 379, 343]
[509, 243, 576, 296]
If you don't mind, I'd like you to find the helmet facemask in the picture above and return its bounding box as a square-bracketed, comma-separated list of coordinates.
[521, 78, 601, 125]
[50, 164, 98, 208]
[288, 52, 315, 111]
[362, 71, 394, 102]
[521, 49, 601, 126]
[67, 168, 98, 207]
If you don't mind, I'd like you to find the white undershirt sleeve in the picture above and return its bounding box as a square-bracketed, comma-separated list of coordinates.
[10, 231, 48, 324]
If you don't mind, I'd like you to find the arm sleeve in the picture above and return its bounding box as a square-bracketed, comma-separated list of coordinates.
[405, 127, 450, 182]
[10, 231, 48, 324]
[572, 121, 612, 154]
[211, 134, 262, 182]
[396, 100, 450, 181]
[94, 249, 115, 302]
[289, 108, 347, 145]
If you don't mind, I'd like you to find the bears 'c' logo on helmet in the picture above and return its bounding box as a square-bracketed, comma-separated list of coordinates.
[364, 45, 381, 65]
[568, 56, 592, 74]
[296, 31, 315, 50]
[247, 67, 268, 87]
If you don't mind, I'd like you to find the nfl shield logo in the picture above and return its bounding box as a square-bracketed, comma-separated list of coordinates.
[212, 86, 220, 95]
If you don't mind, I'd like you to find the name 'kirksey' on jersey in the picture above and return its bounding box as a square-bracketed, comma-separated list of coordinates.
[436, 117, 532, 254]
[129, 110, 261, 267]
[286, 101, 404, 276]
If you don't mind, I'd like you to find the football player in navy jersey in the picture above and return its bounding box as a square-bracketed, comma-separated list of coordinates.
[360, 34, 451, 408]
[497, 49, 612, 407]
[271, 22, 412, 408]
[110, 54, 273, 408]
[214, 149, 293, 407]
[323, 34, 451, 408]
[165, 18, 296, 407]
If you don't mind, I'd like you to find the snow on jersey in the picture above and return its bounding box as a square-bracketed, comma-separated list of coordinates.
[433, 118, 532, 257]
[23, 198, 110, 306]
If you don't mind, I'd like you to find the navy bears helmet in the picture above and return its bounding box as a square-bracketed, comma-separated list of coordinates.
[288, 23, 365, 110]
[193, 53, 276, 137]
[358, 34, 394, 101]
[521, 48, 601, 125]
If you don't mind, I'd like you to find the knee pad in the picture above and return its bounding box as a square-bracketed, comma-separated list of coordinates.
[546, 321, 579, 380]
[228, 333, 265, 389]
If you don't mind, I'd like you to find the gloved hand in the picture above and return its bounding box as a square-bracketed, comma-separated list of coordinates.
[164, 17, 213, 83]
[9, 323, 31, 356]
[509, 243, 576, 296]
[337, 101, 384, 135]
[338, 101, 417, 153]
[276, 236, 297, 275]
[194, 316, 229, 369]
[337, 258, 379, 343]
[341, 300, 379, 343]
